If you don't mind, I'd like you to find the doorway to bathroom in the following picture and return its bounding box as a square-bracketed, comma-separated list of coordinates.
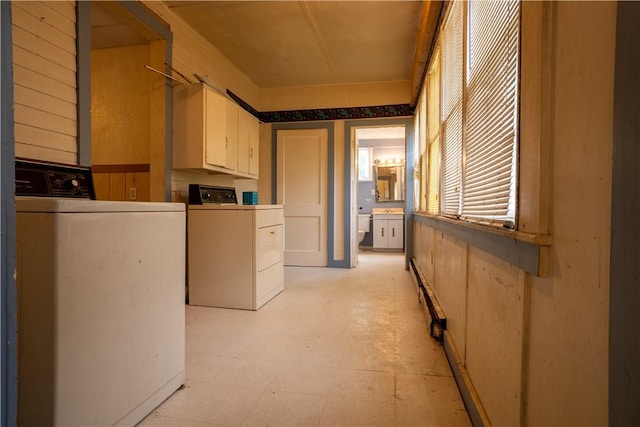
[349, 123, 409, 267]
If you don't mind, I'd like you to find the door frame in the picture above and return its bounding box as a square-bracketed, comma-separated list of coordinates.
[77, 1, 174, 200]
[345, 118, 415, 269]
[271, 122, 338, 266]
[1, 1, 17, 423]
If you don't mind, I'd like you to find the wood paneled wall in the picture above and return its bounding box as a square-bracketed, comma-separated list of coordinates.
[92, 164, 150, 202]
[12, 1, 77, 164]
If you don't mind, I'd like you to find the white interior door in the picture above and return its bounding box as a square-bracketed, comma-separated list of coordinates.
[276, 129, 328, 266]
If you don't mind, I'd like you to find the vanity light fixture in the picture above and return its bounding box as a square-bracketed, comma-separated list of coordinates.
[374, 158, 405, 167]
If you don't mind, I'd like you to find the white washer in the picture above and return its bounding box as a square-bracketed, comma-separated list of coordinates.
[15, 161, 186, 427]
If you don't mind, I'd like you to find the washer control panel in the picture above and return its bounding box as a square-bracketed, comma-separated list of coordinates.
[15, 159, 96, 199]
[188, 184, 237, 205]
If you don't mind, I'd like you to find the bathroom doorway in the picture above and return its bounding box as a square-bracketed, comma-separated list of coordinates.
[348, 122, 409, 267]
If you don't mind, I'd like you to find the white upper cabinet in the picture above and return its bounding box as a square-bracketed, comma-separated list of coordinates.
[173, 83, 259, 178]
[237, 108, 259, 177]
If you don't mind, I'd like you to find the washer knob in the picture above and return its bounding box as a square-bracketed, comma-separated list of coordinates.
[63, 178, 79, 191]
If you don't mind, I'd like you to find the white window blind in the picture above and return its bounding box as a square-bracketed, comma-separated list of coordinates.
[413, 104, 422, 212]
[427, 49, 441, 215]
[462, 0, 520, 226]
[418, 87, 428, 212]
[440, 0, 464, 217]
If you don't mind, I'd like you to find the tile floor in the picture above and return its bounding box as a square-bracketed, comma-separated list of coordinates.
[139, 251, 471, 427]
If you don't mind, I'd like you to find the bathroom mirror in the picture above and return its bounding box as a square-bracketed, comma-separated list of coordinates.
[375, 163, 405, 202]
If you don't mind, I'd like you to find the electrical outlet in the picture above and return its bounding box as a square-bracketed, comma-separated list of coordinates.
[129, 187, 137, 200]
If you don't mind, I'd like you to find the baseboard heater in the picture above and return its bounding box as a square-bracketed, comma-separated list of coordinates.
[410, 258, 447, 340]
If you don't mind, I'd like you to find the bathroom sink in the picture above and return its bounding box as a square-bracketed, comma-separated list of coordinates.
[372, 208, 404, 220]
[372, 208, 404, 215]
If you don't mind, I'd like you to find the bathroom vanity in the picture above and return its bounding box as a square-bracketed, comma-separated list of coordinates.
[372, 208, 404, 251]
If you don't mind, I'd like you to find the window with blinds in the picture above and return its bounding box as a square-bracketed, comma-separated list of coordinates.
[413, 103, 423, 212]
[418, 0, 520, 228]
[462, 0, 520, 226]
[418, 84, 428, 212]
[427, 49, 441, 215]
[440, 0, 464, 218]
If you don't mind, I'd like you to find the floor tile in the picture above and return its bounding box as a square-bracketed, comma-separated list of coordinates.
[151, 381, 266, 426]
[395, 373, 467, 410]
[138, 252, 471, 427]
[319, 396, 395, 427]
[242, 390, 327, 426]
[212, 358, 282, 390]
[330, 369, 396, 401]
[269, 364, 338, 396]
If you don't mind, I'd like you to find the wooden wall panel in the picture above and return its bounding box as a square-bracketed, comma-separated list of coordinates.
[13, 65, 76, 103]
[11, 26, 75, 67]
[92, 169, 151, 202]
[92, 173, 110, 201]
[134, 172, 151, 202]
[12, 46, 75, 86]
[13, 105, 76, 137]
[14, 85, 76, 120]
[14, 124, 76, 153]
[14, 144, 76, 165]
[109, 173, 126, 201]
[12, 1, 77, 164]
[12, 1, 76, 40]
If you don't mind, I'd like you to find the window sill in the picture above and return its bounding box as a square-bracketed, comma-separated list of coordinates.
[413, 212, 551, 277]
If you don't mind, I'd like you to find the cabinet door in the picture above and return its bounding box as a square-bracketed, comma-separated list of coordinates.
[204, 88, 227, 168]
[225, 100, 239, 170]
[373, 219, 387, 248]
[237, 109, 251, 174]
[387, 219, 404, 249]
[249, 115, 259, 177]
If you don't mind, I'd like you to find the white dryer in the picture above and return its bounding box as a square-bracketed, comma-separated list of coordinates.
[187, 185, 284, 310]
[15, 160, 186, 426]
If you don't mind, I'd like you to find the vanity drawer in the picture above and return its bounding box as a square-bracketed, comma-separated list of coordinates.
[257, 224, 283, 271]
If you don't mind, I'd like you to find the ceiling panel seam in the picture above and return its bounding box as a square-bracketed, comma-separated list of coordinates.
[298, 1, 338, 83]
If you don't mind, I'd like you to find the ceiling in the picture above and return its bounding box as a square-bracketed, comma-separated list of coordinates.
[91, 1, 442, 103]
[91, 2, 163, 50]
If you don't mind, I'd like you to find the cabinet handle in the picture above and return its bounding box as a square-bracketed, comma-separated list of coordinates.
[225, 137, 228, 149]
[382, 227, 385, 237]
[392, 228, 395, 238]
[269, 231, 275, 236]
[250, 147, 253, 158]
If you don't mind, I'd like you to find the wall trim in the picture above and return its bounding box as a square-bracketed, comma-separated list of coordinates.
[259, 104, 412, 123]
[415, 213, 549, 276]
[1, 1, 17, 423]
[443, 331, 491, 427]
[609, 1, 640, 424]
[92, 164, 151, 173]
[227, 89, 413, 124]
[77, 2, 91, 167]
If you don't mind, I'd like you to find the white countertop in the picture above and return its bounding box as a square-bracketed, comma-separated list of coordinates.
[188, 204, 283, 211]
[15, 197, 186, 213]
